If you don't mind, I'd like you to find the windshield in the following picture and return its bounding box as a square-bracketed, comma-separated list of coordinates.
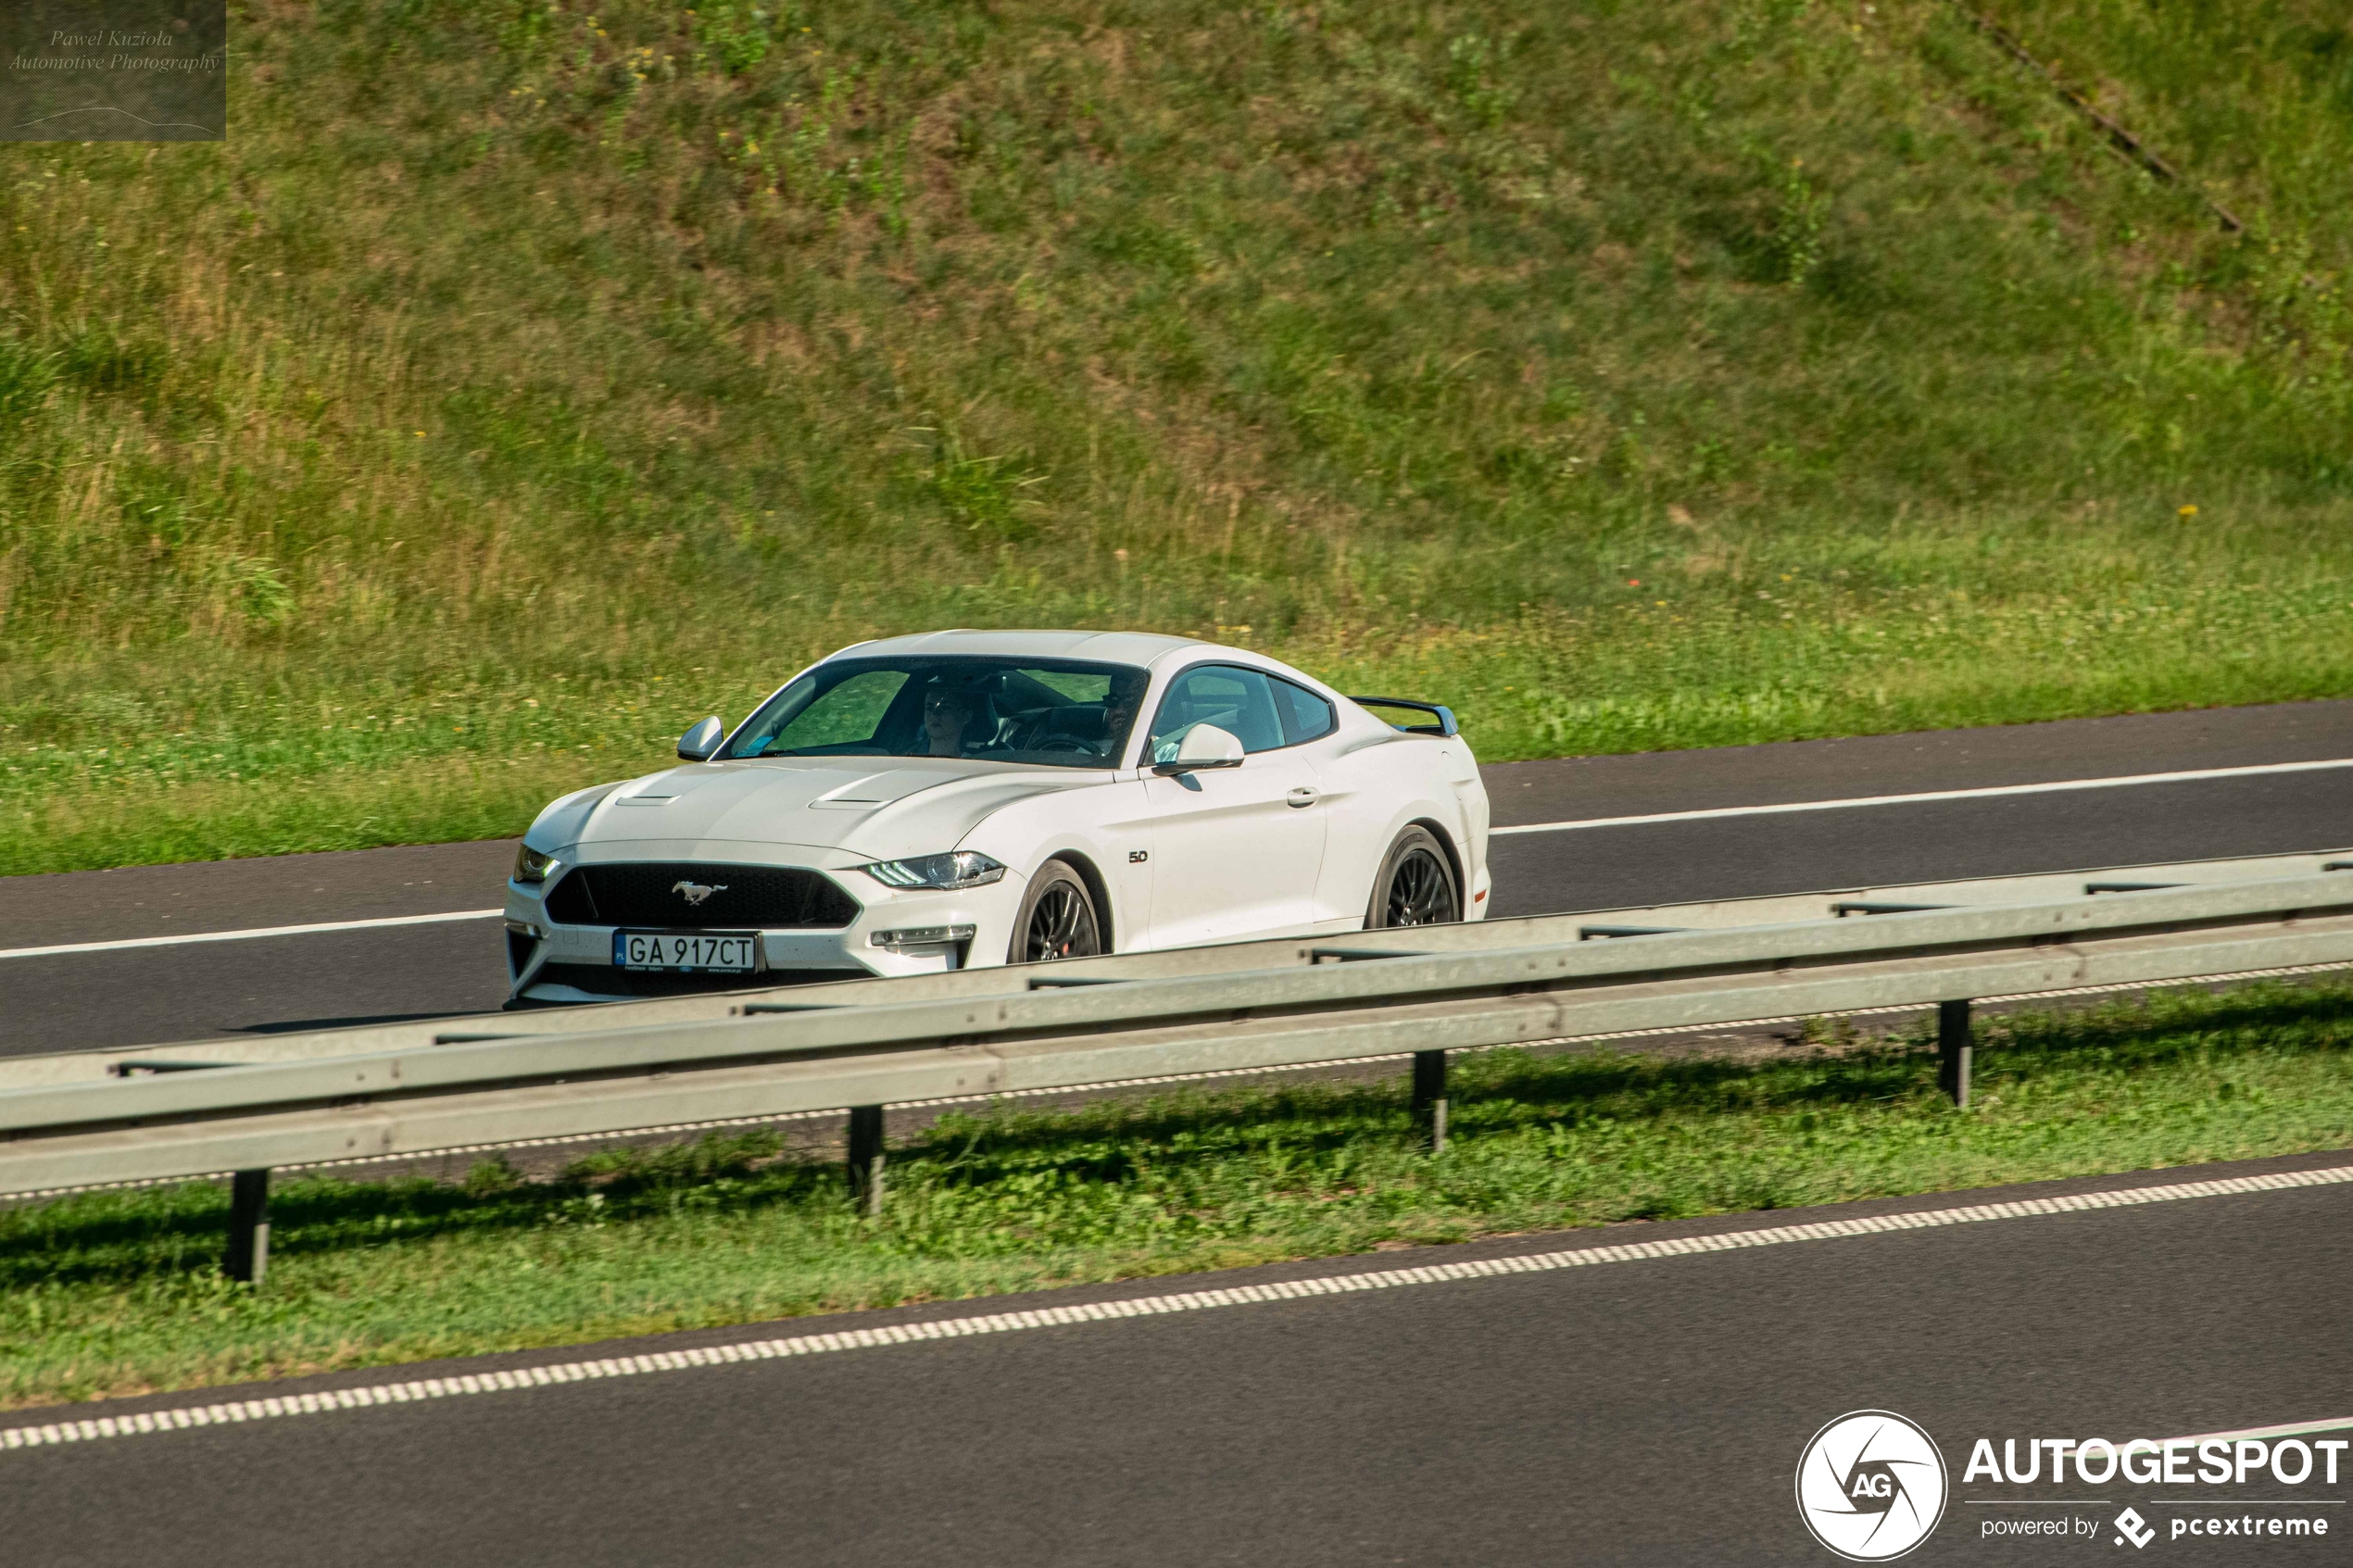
[723, 656, 1151, 769]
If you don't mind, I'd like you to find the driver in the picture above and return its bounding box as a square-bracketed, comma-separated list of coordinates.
[920, 684, 983, 758]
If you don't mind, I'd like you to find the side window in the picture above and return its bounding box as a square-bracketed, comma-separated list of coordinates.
[1148, 665, 1286, 759]
[1271, 678, 1336, 746]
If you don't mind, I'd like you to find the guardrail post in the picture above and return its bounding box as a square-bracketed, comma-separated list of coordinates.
[224, 1168, 271, 1284]
[1938, 1000, 1973, 1109]
[847, 1105, 886, 1215]
[1411, 1050, 1449, 1154]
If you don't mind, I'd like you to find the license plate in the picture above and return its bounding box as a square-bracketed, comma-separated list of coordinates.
[612, 931, 759, 973]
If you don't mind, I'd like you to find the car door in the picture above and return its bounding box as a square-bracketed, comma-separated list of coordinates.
[1137, 664, 1327, 948]
[1264, 676, 1378, 929]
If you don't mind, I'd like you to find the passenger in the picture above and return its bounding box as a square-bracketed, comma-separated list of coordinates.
[1101, 676, 1148, 759]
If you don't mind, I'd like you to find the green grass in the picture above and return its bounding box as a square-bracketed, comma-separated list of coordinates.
[6, 979, 2351, 1411]
[6, 0, 2353, 873]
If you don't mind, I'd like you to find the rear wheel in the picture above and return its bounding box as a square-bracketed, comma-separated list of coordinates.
[1011, 860, 1104, 963]
[1365, 827, 1461, 928]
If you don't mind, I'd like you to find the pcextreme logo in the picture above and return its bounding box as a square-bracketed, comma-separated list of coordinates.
[1797, 1411, 1951, 1562]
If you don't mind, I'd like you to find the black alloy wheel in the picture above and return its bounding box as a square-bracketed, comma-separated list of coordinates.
[1367, 827, 1462, 928]
[1013, 860, 1104, 963]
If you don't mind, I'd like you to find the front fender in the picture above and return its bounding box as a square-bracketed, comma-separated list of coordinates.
[955, 777, 1150, 953]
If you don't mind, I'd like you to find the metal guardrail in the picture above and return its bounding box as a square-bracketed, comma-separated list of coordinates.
[6, 848, 2347, 1089]
[6, 862, 2353, 1281]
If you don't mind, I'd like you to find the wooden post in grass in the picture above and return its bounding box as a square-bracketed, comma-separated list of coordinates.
[224, 1168, 271, 1284]
[847, 1105, 887, 1215]
[1938, 1000, 1973, 1109]
[1411, 1049, 1449, 1154]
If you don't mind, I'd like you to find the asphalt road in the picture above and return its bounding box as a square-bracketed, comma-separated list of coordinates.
[6, 1150, 2347, 1566]
[4, 697, 2350, 1055]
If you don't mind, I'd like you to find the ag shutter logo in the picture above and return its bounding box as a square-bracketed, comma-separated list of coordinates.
[1797, 1411, 1950, 1561]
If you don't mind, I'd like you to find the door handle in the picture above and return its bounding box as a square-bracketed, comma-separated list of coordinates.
[1286, 786, 1320, 808]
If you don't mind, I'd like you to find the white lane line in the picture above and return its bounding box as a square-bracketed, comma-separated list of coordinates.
[1490, 757, 2353, 835]
[0, 909, 505, 961]
[2155, 1415, 2353, 1447]
[6, 1160, 2347, 1454]
[2053, 1414, 2353, 1465]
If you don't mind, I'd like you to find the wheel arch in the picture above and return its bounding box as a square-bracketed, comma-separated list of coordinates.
[1036, 847, 1116, 953]
[1403, 816, 1466, 904]
[1360, 816, 1470, 928]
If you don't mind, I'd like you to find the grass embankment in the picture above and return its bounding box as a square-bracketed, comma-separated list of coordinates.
[5, 980, 2350, 1410]
[4, 1, 2353, 872]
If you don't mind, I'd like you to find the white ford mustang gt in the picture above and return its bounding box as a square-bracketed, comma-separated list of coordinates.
[502, 629, 1491, 1003]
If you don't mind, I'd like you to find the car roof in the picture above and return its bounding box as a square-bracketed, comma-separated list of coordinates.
[840, 629, 1210, 667]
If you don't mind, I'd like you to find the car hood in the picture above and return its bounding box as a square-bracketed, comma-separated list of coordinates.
[533, 756, 1106, 860]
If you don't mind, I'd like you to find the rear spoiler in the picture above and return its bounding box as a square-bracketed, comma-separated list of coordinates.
[1347, 696, 1459, 737]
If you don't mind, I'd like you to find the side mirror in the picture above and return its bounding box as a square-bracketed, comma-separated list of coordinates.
[1152, 722, 1246, 775]
[678, 716, 725, 761]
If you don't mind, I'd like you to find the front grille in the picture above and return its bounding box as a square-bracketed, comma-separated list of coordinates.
[544, 862, 860, 929]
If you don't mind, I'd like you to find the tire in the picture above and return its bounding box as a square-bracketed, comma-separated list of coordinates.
[1365, 827, 1461, 929]
[1010, 859, 1104, 963]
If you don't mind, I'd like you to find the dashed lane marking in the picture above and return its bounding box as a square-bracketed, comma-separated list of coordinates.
[6, 1161, 2349, 1454]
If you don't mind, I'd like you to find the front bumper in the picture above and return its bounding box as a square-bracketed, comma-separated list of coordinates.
[504, 858, 1025, 1001]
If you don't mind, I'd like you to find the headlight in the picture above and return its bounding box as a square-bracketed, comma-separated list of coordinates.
[512, 845, 557, 884]
[860, 850, 1006, 890]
